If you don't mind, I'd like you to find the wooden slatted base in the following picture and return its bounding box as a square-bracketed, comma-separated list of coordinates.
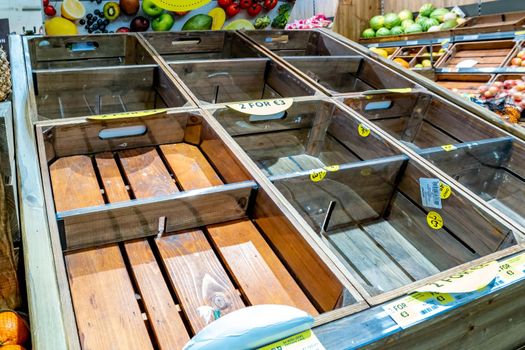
[50, 142, 318, 349]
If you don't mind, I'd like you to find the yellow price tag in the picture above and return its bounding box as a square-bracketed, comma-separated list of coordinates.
[151, 0, 211, 11]
[324, 165, 340, 172]
[439, 182, 452, 199]
[427, 211, 443, 230]
[310, 169, 327, 182]
[87, 109, 167, 121]
[515, 30, 525, 36]
[258, 330, 325, 350]
[440, 39, 450, 46]
[360, 167, 372, 176]
[441, 144, 457, 152]
[386, 88, 413, 93]
[358, 124, 371, 137]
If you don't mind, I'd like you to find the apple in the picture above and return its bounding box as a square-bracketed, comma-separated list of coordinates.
[130, 16, 150, 31]
[516, 83, 525, 92]
[512, 57, 522, 66]
[484, 91, 494, 98]
[116, 27, 130, 32]
[518, 51, 525, 59]
[504, 80, 514, 89]
[493, 81, 504, 89]
[513, 92, 523, 101]
[142, 0, 164, 17]
[151, 12, 174, 31]
[489, 86, 499, 95]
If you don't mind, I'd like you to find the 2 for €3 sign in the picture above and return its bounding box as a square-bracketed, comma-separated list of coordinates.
[151, 0, 211, 11]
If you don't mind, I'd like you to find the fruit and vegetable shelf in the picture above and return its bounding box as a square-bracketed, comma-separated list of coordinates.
[9, 29, 525, 349]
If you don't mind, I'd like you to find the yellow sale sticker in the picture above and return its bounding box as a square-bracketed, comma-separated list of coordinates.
[310, 169, 327, 182]
[386, 88, 413, 93]
[439, 182, 452, 199]
[151, 0, 211, 11]
[358, 124, 371, 137]
[324, 165, 340, 172]
[258, 329, 325, 350]
[426, 211, 443, 230]
[87, 109, 167, 121]
[415, 261, 499, 294]
[227, 98, 293, 116]
[441, 144, 457, 151]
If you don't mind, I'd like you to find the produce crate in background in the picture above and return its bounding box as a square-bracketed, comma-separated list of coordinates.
[434, 73, 492, 95]
[453, 11, 525, 36]
[42, 0, 296, 35]
[436, 40, 516, 70]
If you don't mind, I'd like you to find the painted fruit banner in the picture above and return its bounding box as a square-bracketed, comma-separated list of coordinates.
[42, 0, 295, 35]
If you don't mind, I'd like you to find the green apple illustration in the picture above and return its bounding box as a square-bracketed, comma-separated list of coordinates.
[152, 12, 175, 31]
[142, 0, 164, 17]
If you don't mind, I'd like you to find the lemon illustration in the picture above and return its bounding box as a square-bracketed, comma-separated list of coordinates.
[61, 0, 86, 20]
[45, 17, 78, 36]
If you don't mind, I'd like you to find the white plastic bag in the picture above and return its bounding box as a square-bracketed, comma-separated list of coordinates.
[183, 305, 314, 350]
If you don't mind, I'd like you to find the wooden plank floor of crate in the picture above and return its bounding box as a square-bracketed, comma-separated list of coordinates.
[50, 142, 318, 349]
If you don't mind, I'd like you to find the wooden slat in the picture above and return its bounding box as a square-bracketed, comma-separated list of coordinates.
[156, 229, 245, 333]
[208, 220, 318, 315]
[328, 226, 413, 294]
[52, 156, 153, 350]
[66, 247, 153, 350]
[50, 155, 104, 212]
[160, 143, 222, 190]
[96, 153, 190, 349]
[362, 221, 440, 280]
[118, 147, 179, 198]
[161, 142, 317, 314]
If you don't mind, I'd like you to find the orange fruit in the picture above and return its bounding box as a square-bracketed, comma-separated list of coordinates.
[0, 311, 29, 346]
[1, 345, 26, 350]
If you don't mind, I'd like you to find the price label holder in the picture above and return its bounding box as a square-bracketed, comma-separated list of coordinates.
[514, 30, 525, 42]
[258, 329, 325, 350]
[419, 178, 442, 209]
[406, 40, 419, 46]
[151, 0, 211, 11]
[384, 254, 525, 329]
[87, 108, 168, 121]
[227, 98, 293, 122]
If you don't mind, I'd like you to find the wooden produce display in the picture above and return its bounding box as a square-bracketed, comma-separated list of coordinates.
[434, 73, 492, 94]
[206, 98, 523, 302]
[36, 109, 361, 349]
[435, 40, 516, 69]
[240, 30, 418, 95]
[11, 30, 525, 350]
[341, 90, 525, 228]
[453, 12, 525, 36]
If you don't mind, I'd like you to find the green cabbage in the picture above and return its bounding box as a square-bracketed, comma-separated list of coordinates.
[419, 3, 435, 17]
[384, 13, 401, 29]
[376, 27, 391, 37]
[361, 28, 376, 38]
[398, 9, 413, 22]
[390, 26, 404, 35]
[420, 17, 439, 31]
[402, 19, 415, 29]
[430, 8, 450, 23]
[370, 15, 385, 30]
[405, 23, 423, 34]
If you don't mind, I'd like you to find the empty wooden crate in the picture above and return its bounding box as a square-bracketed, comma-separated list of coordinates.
[436, 40, 516, 70]
[35, 109, 365, 349]
[341, 90, 525, 228]
[241, 30, 418, 95]
[206, 98, 524, 301]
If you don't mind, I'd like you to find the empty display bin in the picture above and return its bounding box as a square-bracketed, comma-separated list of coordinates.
[240, 30, 418, 95]
[35, 109, 365, 349]
[168, 58, 320, 104]
[141, 31, 263, 61]
[341, 90, 525, 228]
[26, 33, 155, 69]
[24, 35, 192, 121]
[206, 98, 523, 300]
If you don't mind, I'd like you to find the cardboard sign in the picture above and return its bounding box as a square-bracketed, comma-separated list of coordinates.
[227, 98, 293, 116]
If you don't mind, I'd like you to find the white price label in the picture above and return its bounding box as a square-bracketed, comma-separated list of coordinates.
[419, 178, 442, 209]
[227, 98, 293, 116]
